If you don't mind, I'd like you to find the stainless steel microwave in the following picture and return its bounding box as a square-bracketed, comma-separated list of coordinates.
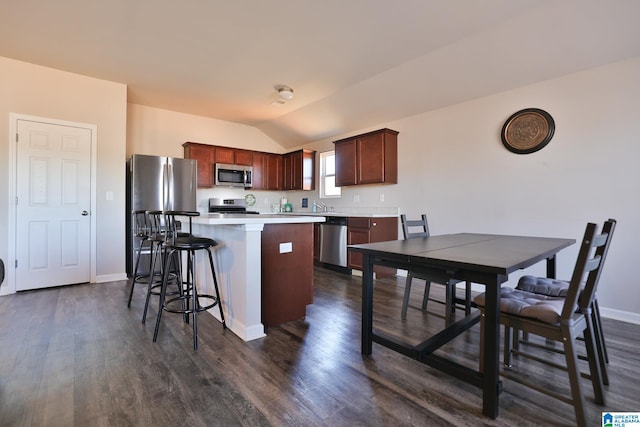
[215, 163, 253, 188]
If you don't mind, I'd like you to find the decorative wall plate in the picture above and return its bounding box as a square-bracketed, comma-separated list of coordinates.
[245, 193, 256, 207]
[501, 108, 555, 154]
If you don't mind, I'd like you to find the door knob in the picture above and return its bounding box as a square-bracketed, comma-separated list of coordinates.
[81, 210, 89, 216]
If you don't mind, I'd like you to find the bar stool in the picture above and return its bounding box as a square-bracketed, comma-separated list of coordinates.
[127, 210, 151, 307]
[153, 211, 226, 349]
[141, 210, 181, 324]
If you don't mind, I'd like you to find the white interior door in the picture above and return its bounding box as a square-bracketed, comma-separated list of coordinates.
[15, 119, 92, 291]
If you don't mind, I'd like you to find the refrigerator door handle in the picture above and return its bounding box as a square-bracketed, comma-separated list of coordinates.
[162, 163, 168, 210]
[166, 163, 173, 210]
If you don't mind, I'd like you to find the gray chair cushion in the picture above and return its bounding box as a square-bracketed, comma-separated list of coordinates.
[516, 275, 569, 297]
[473, 287, 567, 325]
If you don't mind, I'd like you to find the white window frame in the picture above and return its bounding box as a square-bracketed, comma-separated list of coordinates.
[319, 150, 341, 199]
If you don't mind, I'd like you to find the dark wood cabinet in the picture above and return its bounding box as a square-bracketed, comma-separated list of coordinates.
[214, 146, 234, 164]
[251, 152, 268, 190]
[283, 149, 315, 191]
[183, 142, 214, 187]
[334, 128, 398, 186]
[261, 223, 314, 327]
[252, 152, 283, 191]
[234, 149, 253, 166]
[184, 142, 312, 191]
[215, 146, 252, 166]
[267, 154, 283, 191]
[282, 152, 294, 190]
[347, 216, 398, 277]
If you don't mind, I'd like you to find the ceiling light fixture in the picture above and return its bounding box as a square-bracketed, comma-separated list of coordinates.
[278, 86, 294, 101]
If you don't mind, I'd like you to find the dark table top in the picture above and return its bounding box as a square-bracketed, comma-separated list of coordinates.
[349, 233, 576, 277]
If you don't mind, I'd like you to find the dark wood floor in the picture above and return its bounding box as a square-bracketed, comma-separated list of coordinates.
[1, 266, 638, 426]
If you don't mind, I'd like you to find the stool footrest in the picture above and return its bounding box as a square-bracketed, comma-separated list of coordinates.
[163, 294, 219, 314]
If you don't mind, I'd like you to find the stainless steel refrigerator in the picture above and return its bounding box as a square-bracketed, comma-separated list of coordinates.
[126, 154, 197, 276]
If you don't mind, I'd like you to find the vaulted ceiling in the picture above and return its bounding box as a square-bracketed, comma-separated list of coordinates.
[2, 0, 640, 148]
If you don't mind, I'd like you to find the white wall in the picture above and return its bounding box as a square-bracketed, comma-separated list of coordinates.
[0, 56, 127, 290]
[127, 104, 290, 212]
[127, 104, 286, 157]
[299, 56, 640, 322]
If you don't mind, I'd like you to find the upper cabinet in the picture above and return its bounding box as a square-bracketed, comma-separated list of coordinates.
[251, 151, 268, 190]
[184, 142, 312, 191]
[251, 152, 283, 191]
[183, 142, 214, 187]
[334, 128, 398, 186]
[214, 146, 252, 166]
[267, 153, 284, 190]
[283, 149, 315, 191]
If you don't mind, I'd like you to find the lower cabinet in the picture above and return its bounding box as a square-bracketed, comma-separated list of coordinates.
[347, 216, 398, 277]
[261, 223, 314, 327]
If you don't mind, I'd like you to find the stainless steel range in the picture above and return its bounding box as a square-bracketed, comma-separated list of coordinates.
[208, 198, 260, 214]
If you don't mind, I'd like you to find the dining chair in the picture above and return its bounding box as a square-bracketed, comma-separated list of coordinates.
[400, 214, 472, 325]
[473, 219, 615, 427]
[514, 217, 614, 371]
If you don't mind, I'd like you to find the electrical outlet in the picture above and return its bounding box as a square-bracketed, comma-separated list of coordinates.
[379, 194, 385, 202]
[353, 194, 360, 203]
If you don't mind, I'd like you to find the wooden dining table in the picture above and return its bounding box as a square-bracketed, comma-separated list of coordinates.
[349, 232, 575, 419]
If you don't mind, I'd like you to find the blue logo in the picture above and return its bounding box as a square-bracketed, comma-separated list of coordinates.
[603, 413, 613, 427]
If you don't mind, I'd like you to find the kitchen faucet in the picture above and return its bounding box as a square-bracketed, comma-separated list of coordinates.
[314, 200, 328, 212]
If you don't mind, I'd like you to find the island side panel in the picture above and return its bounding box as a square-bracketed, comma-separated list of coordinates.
[192, 222, 267, 341]
[261, 223, 314, 327]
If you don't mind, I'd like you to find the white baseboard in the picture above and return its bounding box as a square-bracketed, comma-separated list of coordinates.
[94, 273, 128, 283]
[599, 307, 640, 325]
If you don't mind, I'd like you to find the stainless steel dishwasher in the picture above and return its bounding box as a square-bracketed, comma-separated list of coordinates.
[319, 216, 349, 270]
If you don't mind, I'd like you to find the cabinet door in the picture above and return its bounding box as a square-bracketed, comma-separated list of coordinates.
[261, 223, 313, 327]
[252, 152, 268, 190]
[282, 152, 293, 190]
[302, 150, 315, 190]
[335, 138, 357, 186]
[347, 227, 370, 271]
[235, 149, 253, 166]
[357, 132, 386, 184]
[267, 154, 283, 190]
[291, 150, 303, 190]
[214, 146, 234, 164]
[369, 217, 399, 242]
[347, 217, 398, 276]
[369, 217, 398, 277]
[183, 143, 214, 187]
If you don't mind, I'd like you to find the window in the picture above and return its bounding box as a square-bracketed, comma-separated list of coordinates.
[320, 151, 341, 198]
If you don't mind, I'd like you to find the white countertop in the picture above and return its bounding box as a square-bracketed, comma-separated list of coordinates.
[192, 213, 326, 225]
[275, 212, 399, 218]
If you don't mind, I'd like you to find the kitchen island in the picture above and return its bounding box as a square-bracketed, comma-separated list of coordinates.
[190, 214, 325, 341]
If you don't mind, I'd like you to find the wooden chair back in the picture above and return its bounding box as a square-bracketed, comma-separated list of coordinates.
[561, 219, 616, 320]
[400, 214, 430, 240]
